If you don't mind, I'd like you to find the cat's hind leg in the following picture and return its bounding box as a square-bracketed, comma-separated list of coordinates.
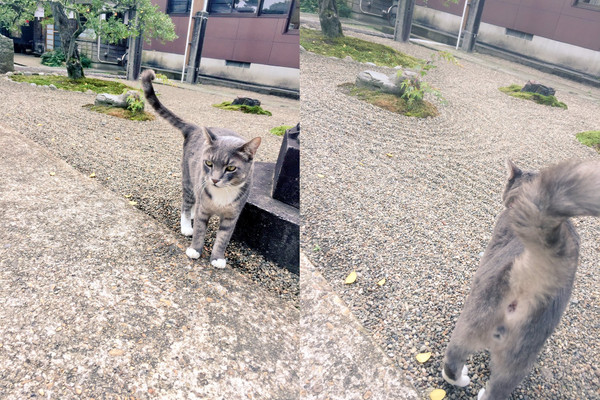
[181, 185, 195, 237]
[442, 319, 484, 387]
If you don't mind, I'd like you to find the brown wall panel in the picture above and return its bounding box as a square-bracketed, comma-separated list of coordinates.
[202, 37, 236, 60]
[422, 0, 600, 51]
[513, 6, 560, 37]
[268, 42, 299, 68]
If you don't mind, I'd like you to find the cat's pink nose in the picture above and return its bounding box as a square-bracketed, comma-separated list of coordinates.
[211, 179, 219, 184]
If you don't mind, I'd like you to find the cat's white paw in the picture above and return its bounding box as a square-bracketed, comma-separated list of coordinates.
[442, 365, 470, 387]
[181, 226, 194, 237]
[477, 388, 486, 400]
[211, 258, 226, 269]
[186, 247, 200, 259]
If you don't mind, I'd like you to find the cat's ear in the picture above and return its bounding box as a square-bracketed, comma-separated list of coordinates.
[203, 127, 218, 144]
[506, 159, 522, 180]
[238, 137, 261, 159]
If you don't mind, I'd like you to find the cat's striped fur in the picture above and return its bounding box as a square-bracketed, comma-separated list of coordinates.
[442, 159, 600, 400]
[141, 69, 261, 268]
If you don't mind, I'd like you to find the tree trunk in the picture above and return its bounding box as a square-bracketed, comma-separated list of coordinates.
[51, 2, 84, 79]
[318, 0, 343, 38]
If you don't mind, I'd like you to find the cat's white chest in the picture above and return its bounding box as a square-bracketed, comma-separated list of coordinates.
[207, 185, 241, 207]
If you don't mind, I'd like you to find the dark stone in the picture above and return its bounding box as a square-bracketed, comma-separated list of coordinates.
[231, 97, 261, 107]
[272, 124, 299, 209]
[521, 80, 555, 96]
[232, 162, 299, 274]
[0, 34, 14, 74]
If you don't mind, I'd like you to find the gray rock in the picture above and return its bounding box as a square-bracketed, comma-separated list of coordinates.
[85, 89, 94, 95]
[356, 70, 402, 95]
[521, 80, 556, 96]
[49, 84, 57, 90]
[344, 55, 353, 62]
[95, 90, 141, 109]
[6, 71, 13, 76]
[0, 34, 14, 74]
[364, 62, 377, 66]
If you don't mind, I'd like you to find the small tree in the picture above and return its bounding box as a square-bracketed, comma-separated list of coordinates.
[0, 0, 177, 80]
[318, 0, 343, 38]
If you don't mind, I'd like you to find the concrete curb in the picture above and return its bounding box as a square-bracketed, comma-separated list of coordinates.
[300, 253, 420, 400]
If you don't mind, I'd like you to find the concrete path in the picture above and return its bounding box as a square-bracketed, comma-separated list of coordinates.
[0, 125, 298, 399]
[300, 255, 419, 400]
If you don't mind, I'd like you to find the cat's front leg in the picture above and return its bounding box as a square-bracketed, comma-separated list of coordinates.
[209, 215, 239, 268]
[186, 207, 210, 259]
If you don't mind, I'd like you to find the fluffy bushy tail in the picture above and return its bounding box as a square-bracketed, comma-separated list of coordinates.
[511, 159, 600, 246]
[140, 69, 194, 137]
[508, 159, 600, 306]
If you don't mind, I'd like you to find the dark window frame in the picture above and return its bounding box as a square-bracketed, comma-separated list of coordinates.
[209, 0, 293, 17]
[573, 0, 600, 11]
[167, 0, 192, 14]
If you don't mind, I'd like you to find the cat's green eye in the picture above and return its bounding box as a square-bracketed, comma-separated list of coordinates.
[204, 160, 213, 167]
[225, 166, 237, 172]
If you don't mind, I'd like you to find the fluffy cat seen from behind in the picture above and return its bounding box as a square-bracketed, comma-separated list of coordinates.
[442, 159, 600, 400]
[141, 69, 261, 268]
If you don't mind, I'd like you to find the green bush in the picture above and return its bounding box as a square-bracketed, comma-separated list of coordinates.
[41, 49, 92, 68]
[41, 49, 65, 67]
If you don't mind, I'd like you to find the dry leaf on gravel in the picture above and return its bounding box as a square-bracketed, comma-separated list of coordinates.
[345, 270, 357, 284]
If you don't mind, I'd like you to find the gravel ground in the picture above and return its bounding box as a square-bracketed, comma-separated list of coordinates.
[300, 30, 600, 399]
[0, 68, 299, 304]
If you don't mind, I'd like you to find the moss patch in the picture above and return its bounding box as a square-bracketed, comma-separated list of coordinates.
[10, 74, 133, 94]
[499, 85, 567, 109]
[300, 27, 423, 68]
[270, 125, 295, 136]
[83, 104, 155, 121]
[339, 83, 438, 118]
[213, 101, 272, 116]
[575, 130, 600, 152]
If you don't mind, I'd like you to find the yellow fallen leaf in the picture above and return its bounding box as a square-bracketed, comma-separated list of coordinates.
[429, 388, 446, 400]
[345, 270, 357, 284]
[108, 348, 124, 356]
[317, 174, 325, 178]
[124, 194, 132, 198]
[89, 173, 96, 178]
[377, 278, 386, 286]
[416, 352, 432, 363]
[129, 201, 138, 206]
[386, 153, 393, 157]
[49, 172, 56, 176]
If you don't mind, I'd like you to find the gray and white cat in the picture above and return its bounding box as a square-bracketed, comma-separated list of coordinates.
[141, 69, 261, 268]
[442, 159, 600, 400]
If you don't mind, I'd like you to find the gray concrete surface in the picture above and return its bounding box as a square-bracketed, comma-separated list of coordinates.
[300, 254, 419, 400]
[0, 125, 299, 399]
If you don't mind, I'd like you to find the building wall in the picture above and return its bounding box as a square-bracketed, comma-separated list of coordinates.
[411, 0, 600, 77]
[416, 0, 600, 52]
[202, 16, 299, 69]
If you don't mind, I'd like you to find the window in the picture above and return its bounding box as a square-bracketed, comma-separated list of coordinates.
[260, 0, 291, 15]
[574, 0, 600, 11]
[167, 0, 192, 14]
[210, 0, 259, 14]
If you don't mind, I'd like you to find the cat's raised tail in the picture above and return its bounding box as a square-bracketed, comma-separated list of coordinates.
[141, 69, 195, 138]
[508, 159, 600, 301]
[510, 159, 600, 243]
